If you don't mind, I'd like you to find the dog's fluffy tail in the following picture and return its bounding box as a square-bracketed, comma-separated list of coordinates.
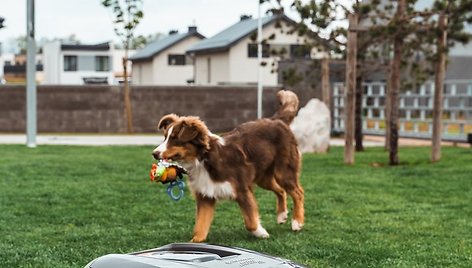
[271, 90, 299, 125]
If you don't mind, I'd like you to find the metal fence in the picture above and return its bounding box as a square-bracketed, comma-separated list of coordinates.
[332, 80, 472, 142]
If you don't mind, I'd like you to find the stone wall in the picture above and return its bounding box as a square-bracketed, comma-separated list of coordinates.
[0, 85, 319, 133]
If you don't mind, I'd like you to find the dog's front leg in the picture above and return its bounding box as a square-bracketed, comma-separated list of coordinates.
[191, 194, 216, 243]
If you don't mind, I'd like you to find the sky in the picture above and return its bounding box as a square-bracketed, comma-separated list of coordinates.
[1, 0, 460, 54]
[0, 0, 295, 53]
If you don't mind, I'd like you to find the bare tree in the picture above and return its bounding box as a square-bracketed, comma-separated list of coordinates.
[102, 0, 144, 133]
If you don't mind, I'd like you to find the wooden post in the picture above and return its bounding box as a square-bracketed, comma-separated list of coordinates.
[344, 13, 358, 165]
[321, 57, 331, 111]
[432, 12, 448, 162]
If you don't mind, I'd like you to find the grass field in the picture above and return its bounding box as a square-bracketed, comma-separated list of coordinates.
[0, 145, 471, 267]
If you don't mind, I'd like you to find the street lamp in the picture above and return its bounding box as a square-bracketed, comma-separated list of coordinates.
[26, 0, 37, 148]
[257, 0, 263, 119]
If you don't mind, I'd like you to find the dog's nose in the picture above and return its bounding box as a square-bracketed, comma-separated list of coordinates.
[152, 151, 161, 160]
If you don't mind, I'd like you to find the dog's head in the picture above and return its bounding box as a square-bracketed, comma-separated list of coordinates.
[152, 114, 211, 163]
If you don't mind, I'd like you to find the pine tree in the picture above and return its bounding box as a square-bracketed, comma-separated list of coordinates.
[367, 0, 472, 164]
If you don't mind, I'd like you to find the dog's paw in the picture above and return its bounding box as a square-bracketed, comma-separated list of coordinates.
[277, 211, 288, 224]
[190, 236, 206, 243]
[291, 219, 304, 231]
[252, 224, 270, 239]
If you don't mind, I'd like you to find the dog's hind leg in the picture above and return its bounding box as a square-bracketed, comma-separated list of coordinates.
[236, 189, 269, 239]
[191, 194, 216, 243]
[276, 164, 305, 231]
[257, 178, 288, 224]
[286, 184, 304, 231]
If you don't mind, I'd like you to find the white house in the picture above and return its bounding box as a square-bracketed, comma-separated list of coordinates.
[186, 15, 326, 86]
[130, 26, 205, 85]
[43, 41, 115, 85]
[113, 48, 136, 84]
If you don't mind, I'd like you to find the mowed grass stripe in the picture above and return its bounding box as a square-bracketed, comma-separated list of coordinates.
[0, 145, 471, 267]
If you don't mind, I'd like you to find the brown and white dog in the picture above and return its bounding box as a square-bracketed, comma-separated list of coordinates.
[152, 92, 304, 242]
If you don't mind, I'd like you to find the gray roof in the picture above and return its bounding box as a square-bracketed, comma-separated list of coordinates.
[130, 31, 204, 61]
[61, 42, 110, 51]
[186, 16, 282, 54]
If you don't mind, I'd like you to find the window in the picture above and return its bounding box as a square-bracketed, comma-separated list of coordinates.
[290, 45, 311, 59]
[64, 55, 77, 71]
[168, 54, 186, 65]
[247, 43, 270, 58]
[95, 56, 110, 71]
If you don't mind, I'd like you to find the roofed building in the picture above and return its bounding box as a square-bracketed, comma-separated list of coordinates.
[43, 41, 116, 85]
[186, 15, 327, 86]
[130, 26, 205, 85]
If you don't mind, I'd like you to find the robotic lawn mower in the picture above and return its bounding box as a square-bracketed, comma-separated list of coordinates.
[84, 243, 307, 268]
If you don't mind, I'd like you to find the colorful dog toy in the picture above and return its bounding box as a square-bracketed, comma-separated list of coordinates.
[150, 160, 187, 201]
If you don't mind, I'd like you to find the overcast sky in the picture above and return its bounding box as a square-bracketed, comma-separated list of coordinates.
[0, 0, 298, 53]
[0, 0, 450, 54]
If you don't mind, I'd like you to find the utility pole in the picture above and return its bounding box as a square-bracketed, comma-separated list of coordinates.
[26, 0, 37, 148]
[257, 1, 263, 119]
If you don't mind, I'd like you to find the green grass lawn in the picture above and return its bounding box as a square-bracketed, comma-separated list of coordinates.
[0, 145, 471, 267]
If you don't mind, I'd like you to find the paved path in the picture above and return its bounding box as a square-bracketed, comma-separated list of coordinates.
[2, 134, 466, 147]
[0, 134, 164, 146]
[0, 134, 388, 147]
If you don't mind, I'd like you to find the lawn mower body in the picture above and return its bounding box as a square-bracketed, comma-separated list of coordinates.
[84, 243, 307, 268]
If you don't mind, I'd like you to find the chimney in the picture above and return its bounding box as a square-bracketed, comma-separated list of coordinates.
[240, 15, 252, 21]
[169, 30, 178, 35]
[188, 26, 197, 33]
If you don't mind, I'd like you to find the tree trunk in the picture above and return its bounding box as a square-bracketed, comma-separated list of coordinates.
[388, 0, 406, 166]
[431, 12, 448, 162]
[123, 45, 134, 133]
[344, 13, 358, 165]
[355, 74, 364, 152]
[321, 57, 331, 111]
[385, 75, 391, 151]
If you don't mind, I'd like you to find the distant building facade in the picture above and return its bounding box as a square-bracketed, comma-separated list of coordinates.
[187, 15, 326, 86]
[1, 48, 43, 84]
[130, 26, 205, 85]
[43, 41, 115, 85]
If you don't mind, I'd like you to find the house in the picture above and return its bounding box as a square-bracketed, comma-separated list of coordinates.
[43, 41, 115, 85]
[112, 48, 136, 84]
[0, 47, 15, 83]
[130, 26, 205, 85]
[186, 15, 326, 86]
[1, 51, 43, 84]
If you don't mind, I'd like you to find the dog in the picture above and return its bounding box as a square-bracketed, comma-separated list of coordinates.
[152, 91, 304, 243]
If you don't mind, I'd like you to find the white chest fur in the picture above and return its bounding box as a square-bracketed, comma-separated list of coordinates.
[184, 159, 235, 200]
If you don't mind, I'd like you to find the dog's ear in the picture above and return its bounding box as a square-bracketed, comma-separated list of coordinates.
[177, 122, 199, 142]
[178, 117, 210, 150]
[158, 114, 179, 132]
